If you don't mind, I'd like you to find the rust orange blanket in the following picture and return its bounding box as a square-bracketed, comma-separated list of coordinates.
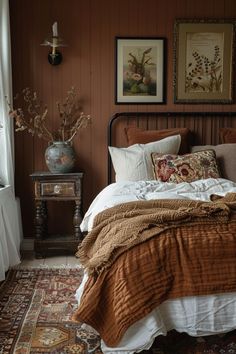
[73, 194, 236, 347]
[77, 193, 236, 272]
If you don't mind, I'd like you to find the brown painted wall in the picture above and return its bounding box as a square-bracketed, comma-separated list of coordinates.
[9, 0, 236, 237]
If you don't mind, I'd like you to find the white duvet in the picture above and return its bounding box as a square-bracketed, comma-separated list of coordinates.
[81, 178, 236, 232]
[77, 178, 236, 353]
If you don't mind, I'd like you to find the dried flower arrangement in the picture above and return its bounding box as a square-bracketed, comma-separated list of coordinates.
[7, 87, 90, 143]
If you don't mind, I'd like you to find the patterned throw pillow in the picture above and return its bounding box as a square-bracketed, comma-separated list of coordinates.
[191, 144, 236, 182]
[151, 150, 221, 183]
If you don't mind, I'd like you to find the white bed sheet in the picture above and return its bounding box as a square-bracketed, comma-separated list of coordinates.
[78, 178, 236, 353]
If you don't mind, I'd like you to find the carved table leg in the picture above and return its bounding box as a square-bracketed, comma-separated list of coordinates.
[35, 200, 46, 258]
[41, 200, 48, 235]
[74, 200, 82, 242]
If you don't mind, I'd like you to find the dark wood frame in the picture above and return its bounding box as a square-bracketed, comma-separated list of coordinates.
[173, 19, 236, 104]
[115, 37, 166, 104]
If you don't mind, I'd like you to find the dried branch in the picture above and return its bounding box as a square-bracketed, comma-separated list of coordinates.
[6, 87, 90, 143]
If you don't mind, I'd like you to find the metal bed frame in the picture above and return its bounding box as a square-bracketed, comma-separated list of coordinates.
[107, 111, 236, 184]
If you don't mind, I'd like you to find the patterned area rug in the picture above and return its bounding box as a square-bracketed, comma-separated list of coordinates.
[0, 268, 236, 354]
[0, 268, 102, 354]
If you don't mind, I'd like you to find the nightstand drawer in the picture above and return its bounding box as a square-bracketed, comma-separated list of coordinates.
[41, 182, 76, 197]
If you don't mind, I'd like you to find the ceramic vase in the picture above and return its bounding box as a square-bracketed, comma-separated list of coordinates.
[45, 141, 76, 173]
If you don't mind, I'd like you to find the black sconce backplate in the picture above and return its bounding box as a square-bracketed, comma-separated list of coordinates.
[48, 50, 62, 65]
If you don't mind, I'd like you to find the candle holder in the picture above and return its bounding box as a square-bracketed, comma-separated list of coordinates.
[41, 22, 67, 66]
[48, 49, 63, 66]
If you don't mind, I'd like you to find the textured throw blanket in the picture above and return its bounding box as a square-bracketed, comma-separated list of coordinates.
[73, 193, 236, 347]
[76, 193, 236, 273]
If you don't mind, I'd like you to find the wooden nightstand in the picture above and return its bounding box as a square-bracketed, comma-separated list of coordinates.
[30, 172, 83, 258]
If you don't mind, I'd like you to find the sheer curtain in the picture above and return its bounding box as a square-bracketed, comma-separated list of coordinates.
[0, 0, 22, 281]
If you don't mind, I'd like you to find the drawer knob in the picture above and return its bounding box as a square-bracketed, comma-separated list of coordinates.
[54, 185, 62, 194]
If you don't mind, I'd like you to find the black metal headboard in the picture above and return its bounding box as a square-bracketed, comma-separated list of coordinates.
[107, 111, 236, 184]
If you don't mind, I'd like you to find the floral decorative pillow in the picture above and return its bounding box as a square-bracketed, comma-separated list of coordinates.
[151, 150, 221, 183]
[191, 144, 236, 182]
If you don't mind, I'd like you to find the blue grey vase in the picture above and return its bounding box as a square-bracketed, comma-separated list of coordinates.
[45, 141, 76, 173]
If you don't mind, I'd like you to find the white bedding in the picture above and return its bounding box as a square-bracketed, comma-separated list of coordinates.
[81, 178, 236, 232]
[77, 178, 236, 353]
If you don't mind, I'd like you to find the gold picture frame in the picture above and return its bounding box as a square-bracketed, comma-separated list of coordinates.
[115, 37, 166, 104]
[174, 19, 236, 104]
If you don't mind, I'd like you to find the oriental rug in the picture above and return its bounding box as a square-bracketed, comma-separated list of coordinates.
[0, 268, 102, 354]
[0, 268, 236, 354]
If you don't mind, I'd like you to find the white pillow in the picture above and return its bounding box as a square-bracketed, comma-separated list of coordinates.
[108, 134, 181, 182]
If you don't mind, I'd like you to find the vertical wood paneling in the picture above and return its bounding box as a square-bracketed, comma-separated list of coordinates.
[9, 0, 236, 238]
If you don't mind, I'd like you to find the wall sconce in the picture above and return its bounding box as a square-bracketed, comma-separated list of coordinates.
[41, 22, 67, 65]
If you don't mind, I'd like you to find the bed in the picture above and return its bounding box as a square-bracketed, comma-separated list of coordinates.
[73, 111, 236, 354]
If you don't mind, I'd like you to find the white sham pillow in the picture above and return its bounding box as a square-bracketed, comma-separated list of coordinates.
[108, 134, 181, 182]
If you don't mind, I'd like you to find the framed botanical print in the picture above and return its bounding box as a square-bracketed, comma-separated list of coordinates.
[115, 37, 166, 104]
[174, 19, 236, 103]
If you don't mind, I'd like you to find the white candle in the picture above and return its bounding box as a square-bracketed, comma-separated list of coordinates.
[52, 22, 58, 37]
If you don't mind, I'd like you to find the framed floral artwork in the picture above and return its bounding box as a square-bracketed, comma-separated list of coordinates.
[173, 19, 236, 104]
[115, 37, 166, 104]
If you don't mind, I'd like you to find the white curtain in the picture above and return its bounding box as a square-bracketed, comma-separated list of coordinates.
[0, 0, 22, 281]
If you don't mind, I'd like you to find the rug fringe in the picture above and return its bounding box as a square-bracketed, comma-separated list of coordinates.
[11, 263, 84, 270]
